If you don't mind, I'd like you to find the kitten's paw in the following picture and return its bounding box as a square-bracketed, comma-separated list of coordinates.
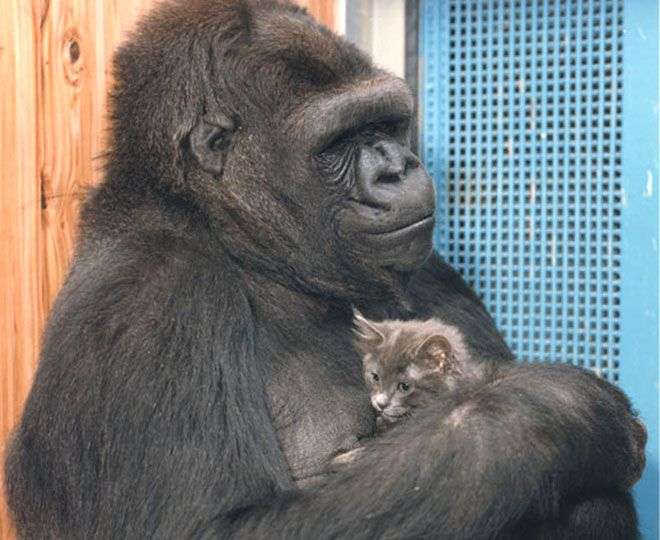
[331, 447, 364, 465]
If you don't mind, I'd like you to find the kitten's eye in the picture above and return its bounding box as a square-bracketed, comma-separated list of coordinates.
[397, 382, 410, 393]
[371, 372, 379, 382]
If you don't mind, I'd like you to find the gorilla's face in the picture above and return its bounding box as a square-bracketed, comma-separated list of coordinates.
[189, 76, 435, 297]
[181, 10, 434, 298]
[303, 78, 435, 274]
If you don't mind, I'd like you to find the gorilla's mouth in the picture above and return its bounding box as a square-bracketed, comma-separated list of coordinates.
[356, 211, 435, 272]
[371, 214, 435, 240]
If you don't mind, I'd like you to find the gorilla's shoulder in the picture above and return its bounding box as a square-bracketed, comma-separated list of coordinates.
[57, 229, 230, 321]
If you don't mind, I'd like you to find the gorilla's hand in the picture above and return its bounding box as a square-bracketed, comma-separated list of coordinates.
[484, 363, 646, 497]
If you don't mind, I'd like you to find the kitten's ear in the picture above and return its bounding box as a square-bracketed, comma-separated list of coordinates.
[353, 309, 385, 349]
[416, 335, 453, 368]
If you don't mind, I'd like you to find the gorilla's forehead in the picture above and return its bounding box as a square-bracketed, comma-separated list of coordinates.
[233, 2, 407, 118]
[250, 2, 374, 81]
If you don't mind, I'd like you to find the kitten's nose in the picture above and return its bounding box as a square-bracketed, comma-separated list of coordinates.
[372, 394, 389, 412]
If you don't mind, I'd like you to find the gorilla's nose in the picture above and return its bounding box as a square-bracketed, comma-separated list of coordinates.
[355, 141, 423, 210]
[352, 142, 435, 231]
[372, 140, 416, 181]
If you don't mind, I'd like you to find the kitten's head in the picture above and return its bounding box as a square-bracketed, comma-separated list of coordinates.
[353, 310, 462, 425]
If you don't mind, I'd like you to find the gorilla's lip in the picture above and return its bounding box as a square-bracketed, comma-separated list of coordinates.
[369, 214, 435, 237]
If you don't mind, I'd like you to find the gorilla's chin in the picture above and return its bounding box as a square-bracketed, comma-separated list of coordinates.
[364, 215, 435, 272]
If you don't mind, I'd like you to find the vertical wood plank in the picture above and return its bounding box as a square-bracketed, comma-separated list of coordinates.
[0, 1, 40, 538]
[39, 0, 94, 307]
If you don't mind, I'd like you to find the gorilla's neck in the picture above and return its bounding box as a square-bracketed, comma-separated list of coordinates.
[242, 270, 351, 331]
[239, 266, 418, 343]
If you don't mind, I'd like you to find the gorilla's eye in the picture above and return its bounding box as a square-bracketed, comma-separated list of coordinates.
[371, 372, 379, 382]
[361, 117, 410, 142]
[397, 382, 410, 393]
[364, 121, 398, 138]
[316, 139, 350, 164]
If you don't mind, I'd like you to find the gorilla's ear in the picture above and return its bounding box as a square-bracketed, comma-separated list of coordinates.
[415, 335, 452, 369]
[189, 113, 236, 176]
[353, 309, 385, 348]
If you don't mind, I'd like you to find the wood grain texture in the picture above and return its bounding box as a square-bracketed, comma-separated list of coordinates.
[0, 1, 336, 537]
[1, 2, 40, 537]
[295, 0, 335, 28]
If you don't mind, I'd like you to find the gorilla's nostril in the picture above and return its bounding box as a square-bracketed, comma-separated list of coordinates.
[406, 155, 420, 170]
[378, 174, 401, 184]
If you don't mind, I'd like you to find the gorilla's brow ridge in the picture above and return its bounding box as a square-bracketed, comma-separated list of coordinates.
[291, 77, 414, 153]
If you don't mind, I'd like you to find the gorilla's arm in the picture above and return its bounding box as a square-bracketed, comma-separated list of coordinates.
[5, 238, 295, 538]
[219, 364, 642, 539]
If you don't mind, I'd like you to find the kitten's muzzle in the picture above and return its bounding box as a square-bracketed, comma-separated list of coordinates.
[382, 406, 408, 420]
[371, 394, 390, 411]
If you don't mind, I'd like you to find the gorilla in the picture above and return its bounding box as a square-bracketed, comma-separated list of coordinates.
[4, 1, 646, 538]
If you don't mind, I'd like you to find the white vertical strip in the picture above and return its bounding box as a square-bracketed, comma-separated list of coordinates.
[334, 0, 346, 35]
[371, 0, 405, 77]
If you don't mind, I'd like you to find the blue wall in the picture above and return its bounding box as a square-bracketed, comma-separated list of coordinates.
[620, 1, 659, 536]
[419, 1, 658, 537]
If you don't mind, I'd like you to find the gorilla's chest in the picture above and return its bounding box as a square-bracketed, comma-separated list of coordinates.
[265, 337, 375, 482]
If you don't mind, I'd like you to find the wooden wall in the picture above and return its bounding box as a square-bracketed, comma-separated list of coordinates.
[296, 0, 335, 27]
[0, 1, 334, 537]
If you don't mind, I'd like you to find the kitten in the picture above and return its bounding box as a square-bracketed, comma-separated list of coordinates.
[353, 310, 480, 430]
[331, 311, 481, 467]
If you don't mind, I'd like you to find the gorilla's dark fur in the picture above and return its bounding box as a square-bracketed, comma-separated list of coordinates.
[4, 1, 645, 538]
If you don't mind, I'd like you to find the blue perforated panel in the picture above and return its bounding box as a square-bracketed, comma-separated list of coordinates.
[420, 0, 658, 537]
[422, 0, 624, 379]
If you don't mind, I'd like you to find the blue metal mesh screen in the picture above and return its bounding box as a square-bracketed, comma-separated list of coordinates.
[421, 0, 624, 381]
